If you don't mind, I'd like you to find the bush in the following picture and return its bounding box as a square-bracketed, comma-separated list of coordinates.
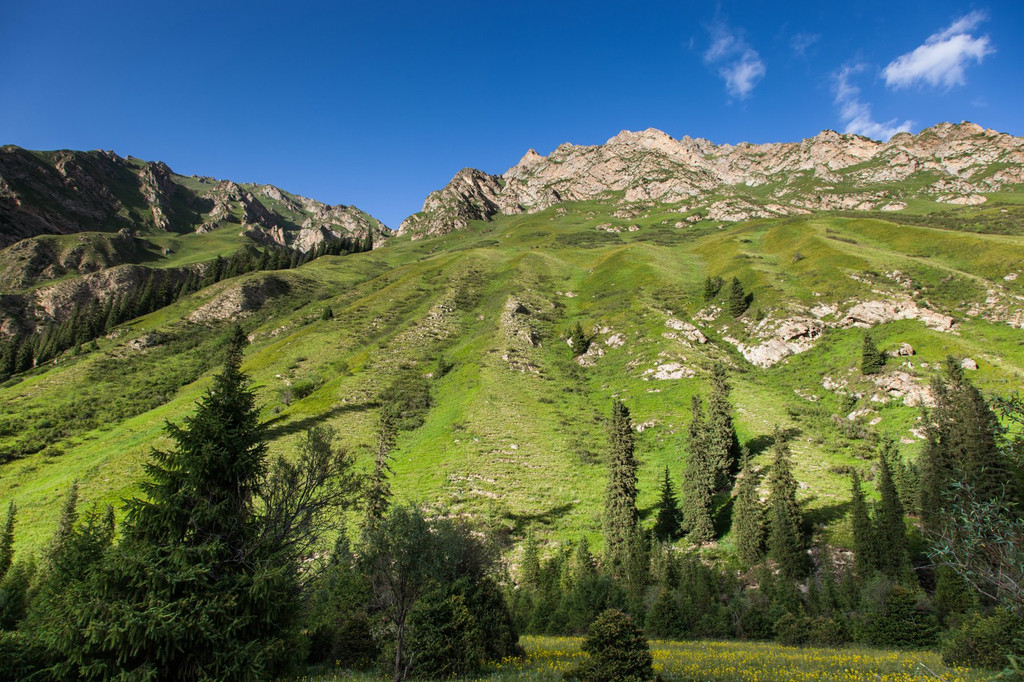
[942, 609, 1024, 670]
[407, 590, 482, 679]
[571, 608, 654, 681]
[855, 583, 939, 648]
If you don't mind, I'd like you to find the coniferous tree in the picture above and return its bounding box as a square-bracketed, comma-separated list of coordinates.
[320, 306, 334, 321]
[874, 439, 913, 583]
[919, 357, 1015, 534]
[604, 400, 639, 575]
[653, 467, 683, 542]
[682, 396, 716, 544]
[849, 471, 877, 580]
[521, 532, 541, 591]
[702, 276, 723, 302]
[569, 322, 589, 357]
[861, 331, 885, 375]
[732, 460, 766, 566]
[365, 406, 397, 531]
[706, 366, 741, 488]
[31, 325, 358, 680]
[0, 502, 14, 584]
[727, 277, 748, 317]
[767, 429, 808, 580]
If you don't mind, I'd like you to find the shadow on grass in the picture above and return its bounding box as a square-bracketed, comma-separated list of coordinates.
[263, 400, 377, 440]
[502, 503, 576, 536]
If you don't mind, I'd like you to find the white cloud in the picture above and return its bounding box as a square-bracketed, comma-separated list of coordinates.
[834, 65, 913, 141]
[883, 11, 994, 89]
[790, 32, 820, 57]
[703, 22, 766, 100]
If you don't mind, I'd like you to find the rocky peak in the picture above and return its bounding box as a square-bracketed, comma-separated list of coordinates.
[398, 122, 1024, 236]
[398, 168, 522, 239]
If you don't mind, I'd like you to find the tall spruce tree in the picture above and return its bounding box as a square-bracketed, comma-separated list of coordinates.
[705, 366, 741, 488]
[767, 429, 808, 580]
[0, 501, 14, 584]
[727, 277, 748, 317]
[682, 396, 716, 544]
[365, 405, 397, 531]
[875, 439, 913, 583]
[732, 459, 766, 566]
[919, 357, 1015, 533]
[604, 400, 639, 575]
[32, 325, 358, 680]
[653, 467, 683, 542]
[849, 471, 877, 580]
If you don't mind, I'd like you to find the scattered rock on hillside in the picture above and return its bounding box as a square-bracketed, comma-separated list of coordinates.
[188, 274, 290, 323]
[665, 317, 707, 344]
[888, 343, 915, 357]
[843, 299, 955, 332]
[643, 362, 696, 380]
[871, 371, 935, 407]
[961, 357, 979, 370]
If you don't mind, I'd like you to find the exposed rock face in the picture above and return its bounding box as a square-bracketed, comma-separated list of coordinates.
[34, 263, 195, 321]
[0, 228, 140, 290]
[871, 371, 935, 407]
[734, 316, 824, 368]
[843, 299, 955, 331]
[187, 274, 291, 323]
[0, 146, 392, 252]
[399, 168, 522, 239]
[398, 122, 1024, 236]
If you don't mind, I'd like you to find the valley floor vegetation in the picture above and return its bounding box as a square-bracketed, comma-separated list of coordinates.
[0, 323, 1022, 681]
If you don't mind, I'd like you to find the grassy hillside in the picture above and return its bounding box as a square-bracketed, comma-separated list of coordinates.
[2, 198, 1023, 558]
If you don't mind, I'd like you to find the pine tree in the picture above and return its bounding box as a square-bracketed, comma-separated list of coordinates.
[682, 396, 716, 543]
[702, 276, 723, 302]
[31, 324, 356, 680]
[874, 439, 913, 583]
[521, 532, 541, 591]
[732, 460, 766, 566]
[849, 471, 877, 580]
[705, 365, 741, 488]
[321, 306, 334, 321]
[604, 400, 639, 575]
[727, 277, 748, 317]
[365, 406, 397, 531]
[569, 322, 589, 357]
[861, 331, 885, 375]
[653, 467, 683, 542]
[767, 429, 808, 580]
[0, 501, 15, 584]
[919, 357, 1015, 533]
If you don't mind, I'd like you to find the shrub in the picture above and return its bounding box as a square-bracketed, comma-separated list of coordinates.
[942, 609, 1024, 670]
[572, 608, 654, 681]
[407, 590, 482, 679]
[855, 583, 939, 648]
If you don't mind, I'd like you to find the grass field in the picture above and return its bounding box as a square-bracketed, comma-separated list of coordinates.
[297, 636, 984, 681]
[2, 198, 1024, 558]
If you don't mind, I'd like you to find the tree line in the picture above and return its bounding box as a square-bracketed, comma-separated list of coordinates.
[0, 232, 373, 381]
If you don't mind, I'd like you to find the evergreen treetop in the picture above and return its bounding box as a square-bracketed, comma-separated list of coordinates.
[604, 400, 639, 573]
[653, 467, 683, 542]
[732, 459, 766, 566]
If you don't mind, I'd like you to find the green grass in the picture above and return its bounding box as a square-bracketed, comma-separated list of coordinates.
[296, 635, 985, 681]
[2, 204, 1023, 561]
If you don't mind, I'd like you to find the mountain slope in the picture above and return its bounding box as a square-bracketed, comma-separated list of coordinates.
[1, 125, 1023, 559]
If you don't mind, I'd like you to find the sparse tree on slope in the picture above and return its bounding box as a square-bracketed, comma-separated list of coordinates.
[653, 467, 683, 542]
[767, 429, 808, 580]
[0, 502, 15, 584]
[874, 439, 913, 584]
[861, 331, 885, 375]
[682, 396, 716, 544]
[706, 365, 741, 488]
[604, 400, 639, 574]
[728, 277, 748, 317]
[365, 406, 397, 531]
[849, 470, 877, 581]
[732, 458, 766, 566]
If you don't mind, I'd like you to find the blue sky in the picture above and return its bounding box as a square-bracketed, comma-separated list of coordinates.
[2, 1, 1022, 228]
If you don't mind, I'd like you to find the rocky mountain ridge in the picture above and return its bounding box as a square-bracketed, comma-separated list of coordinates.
[0, 146, 391, 252]
[399, 122, 1024, 238]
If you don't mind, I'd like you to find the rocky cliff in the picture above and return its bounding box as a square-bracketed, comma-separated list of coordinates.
[398, 122, 1024, 238]
[0, 146, 392, 251]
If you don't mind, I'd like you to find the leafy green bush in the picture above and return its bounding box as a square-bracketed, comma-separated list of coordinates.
[942, 609, 1024, 670]
[855, 583, 939, 648]
[571, 608, 654, 681]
